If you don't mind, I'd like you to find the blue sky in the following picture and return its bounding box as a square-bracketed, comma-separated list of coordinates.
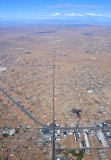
[0, 0, 111, 20]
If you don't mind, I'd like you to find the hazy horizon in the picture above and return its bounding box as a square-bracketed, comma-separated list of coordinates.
[0, 18, 111, 27]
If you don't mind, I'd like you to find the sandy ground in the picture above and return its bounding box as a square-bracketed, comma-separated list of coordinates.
[0, 24, 111, 159]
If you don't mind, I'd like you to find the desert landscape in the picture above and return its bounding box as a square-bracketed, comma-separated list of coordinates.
[0, 23, 111, 160]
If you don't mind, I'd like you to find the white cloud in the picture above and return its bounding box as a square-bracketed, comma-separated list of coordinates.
[65, 13, 84, 17]
[51, 12, 60, 16]
[64, 12, 111, 18]
[86, 13, 102, 17]
[48, 5, 104, 9]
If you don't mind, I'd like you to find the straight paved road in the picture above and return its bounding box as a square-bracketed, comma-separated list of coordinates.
[0, 87, 46, 127]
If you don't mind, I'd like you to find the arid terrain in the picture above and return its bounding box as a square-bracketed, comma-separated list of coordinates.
[0, 24, 111, 160]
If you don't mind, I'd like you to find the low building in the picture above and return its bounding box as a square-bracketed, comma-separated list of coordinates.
[3, 128, 15, 136]
[40, 128, 52, 138]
